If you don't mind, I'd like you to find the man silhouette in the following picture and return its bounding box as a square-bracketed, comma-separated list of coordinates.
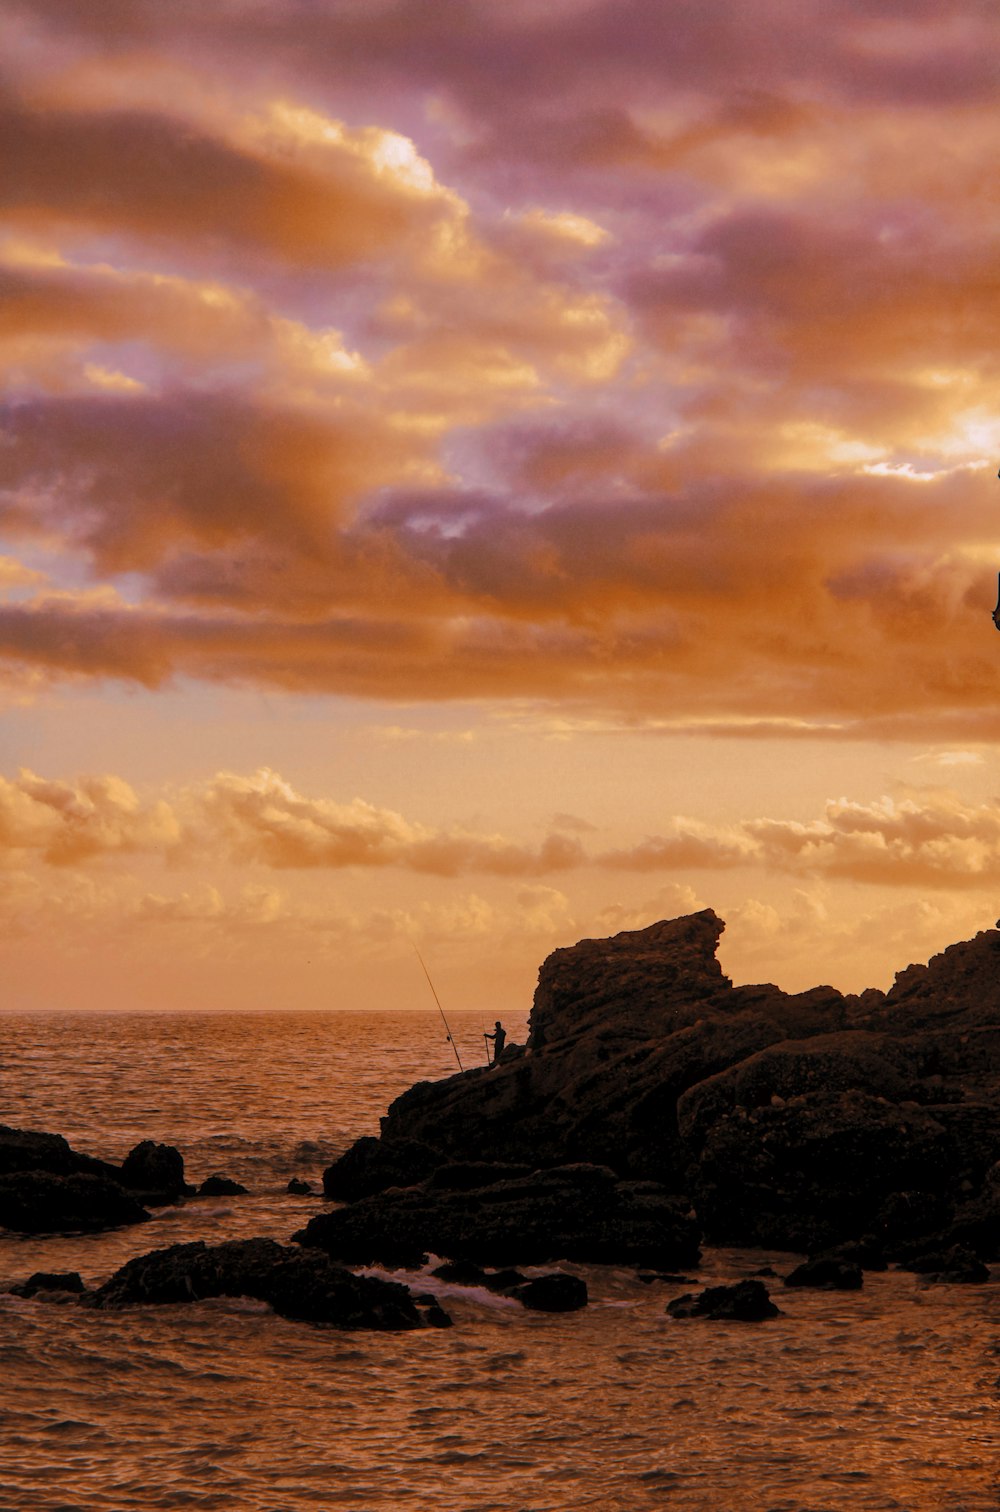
[485, 1021, 506, 1065]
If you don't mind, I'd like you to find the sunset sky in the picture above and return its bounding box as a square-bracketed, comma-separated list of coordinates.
[4, 0, 1000, 1016]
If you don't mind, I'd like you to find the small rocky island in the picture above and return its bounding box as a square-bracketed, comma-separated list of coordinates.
[315, 909, 1000, 1273]
[4, 910, 999, 1325]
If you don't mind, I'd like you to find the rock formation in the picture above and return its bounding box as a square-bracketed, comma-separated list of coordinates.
[90, 1237, 442, 1329]
[0, 1128, 190, 1233]
[322, 909, 1000, 1263]
[296, 1163, 700, 1270]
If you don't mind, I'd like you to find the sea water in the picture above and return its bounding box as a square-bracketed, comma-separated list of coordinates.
[0, 1009, 997, 1512]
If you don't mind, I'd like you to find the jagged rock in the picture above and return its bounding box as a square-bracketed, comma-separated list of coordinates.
[0, 1171, 150, 1234]
[318, 913, 1000, 1257]
[197, 1175, 249, 1197]
[286, 1178, 312, 1195]
[295, 1163, 701, 1270]
[783, 1257, 863, 1290]
[90, 1238, 441, 1329]
[9, 1271, 86, 1298]
[667, 1280, 780, 1321]
[119, 1141, 187, 1205]
[515, 1273, 588, 1311]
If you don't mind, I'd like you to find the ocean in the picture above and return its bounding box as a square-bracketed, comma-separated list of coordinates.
[1, 1009, 997, 1512]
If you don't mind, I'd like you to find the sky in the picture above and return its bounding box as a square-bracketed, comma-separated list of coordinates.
[3, 0, 1000, 1014]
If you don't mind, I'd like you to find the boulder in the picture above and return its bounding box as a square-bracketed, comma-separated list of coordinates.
[119, 1141, 187, 1205]
[515, 1273, 588, 1312]
[90, 1238, 444, 1329]
[295, 1163, 701, 1270]
[667, 1280, 780, 1321]
[197, 1175, 249, 1197]
[783, 1257, 863, 1290]
[286, 1178, 312, 1195]
[0, 1171, 150, 1233]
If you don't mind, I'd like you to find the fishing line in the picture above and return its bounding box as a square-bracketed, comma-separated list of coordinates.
[412, 943, 464, 1071]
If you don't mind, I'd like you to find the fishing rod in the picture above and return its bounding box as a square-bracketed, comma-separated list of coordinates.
[412, 943, 464, 1071]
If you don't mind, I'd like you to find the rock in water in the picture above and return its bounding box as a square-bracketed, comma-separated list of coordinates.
[295, 1163, 701, 1270]
[197, 1175, 249, 1197]
[9, 1271, 87, 1298]
[321, 912, 1000, 1258]
[0, 1172, 150, 1233]
[667, 1280, 780, 1321]
[783, 1257, 863, 1290]
[119, 1141, 187, 1205]
[0, 1125, 119, 1181]
[90, 1238, 442, 1330]
[515, 1274, 588, 1312]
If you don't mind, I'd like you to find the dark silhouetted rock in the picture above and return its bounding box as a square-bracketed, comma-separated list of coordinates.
[295, 1164, 701, 1270]
[10, 1271, 86, 1298]
[323, 1135, 443, 1201]
[286, 1178, 312, 1195]
[691, 1092, 954, 1252]
[784, 1257, 863, 1290]
[819, 1239, 887, 1272]
[119, 1141, 187, 1205]
[90, 1238, 442, 1329]
[667, 1280, 780, 1321]
[428, 1260, 527, 1292]
[197, 1175, 249, 1197]
[901, 1244, 990, 1283]
[515, 1273, 588, 1311]
[0, 1125, 118, 1181]
[315, 913, 1000, 1258]
[0, 1172, 150, 1233]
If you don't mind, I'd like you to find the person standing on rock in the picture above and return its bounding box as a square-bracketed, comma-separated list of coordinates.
[485, 1021, 506, 1065]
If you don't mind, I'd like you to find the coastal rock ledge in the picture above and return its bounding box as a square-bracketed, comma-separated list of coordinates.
[324, 910, 1000, 1261]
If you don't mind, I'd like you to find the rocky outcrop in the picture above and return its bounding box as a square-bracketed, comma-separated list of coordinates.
[0, 1127, 193, 1233]
[0, 1172, 150, 1233]
[322, 911, 1000, 1261]
[90, 1238, 442, 1329]
[0, 1126, 119, 1182]
[296, 1163, 701, 1270]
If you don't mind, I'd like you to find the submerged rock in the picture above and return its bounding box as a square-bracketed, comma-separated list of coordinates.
[667, 1280, 780, 1321]
[295, 1163, 701, 1270]
[0, 1172, 150, 1234]
[90, 1238, 442, 1330]
[9, 1271, 87, 1298]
